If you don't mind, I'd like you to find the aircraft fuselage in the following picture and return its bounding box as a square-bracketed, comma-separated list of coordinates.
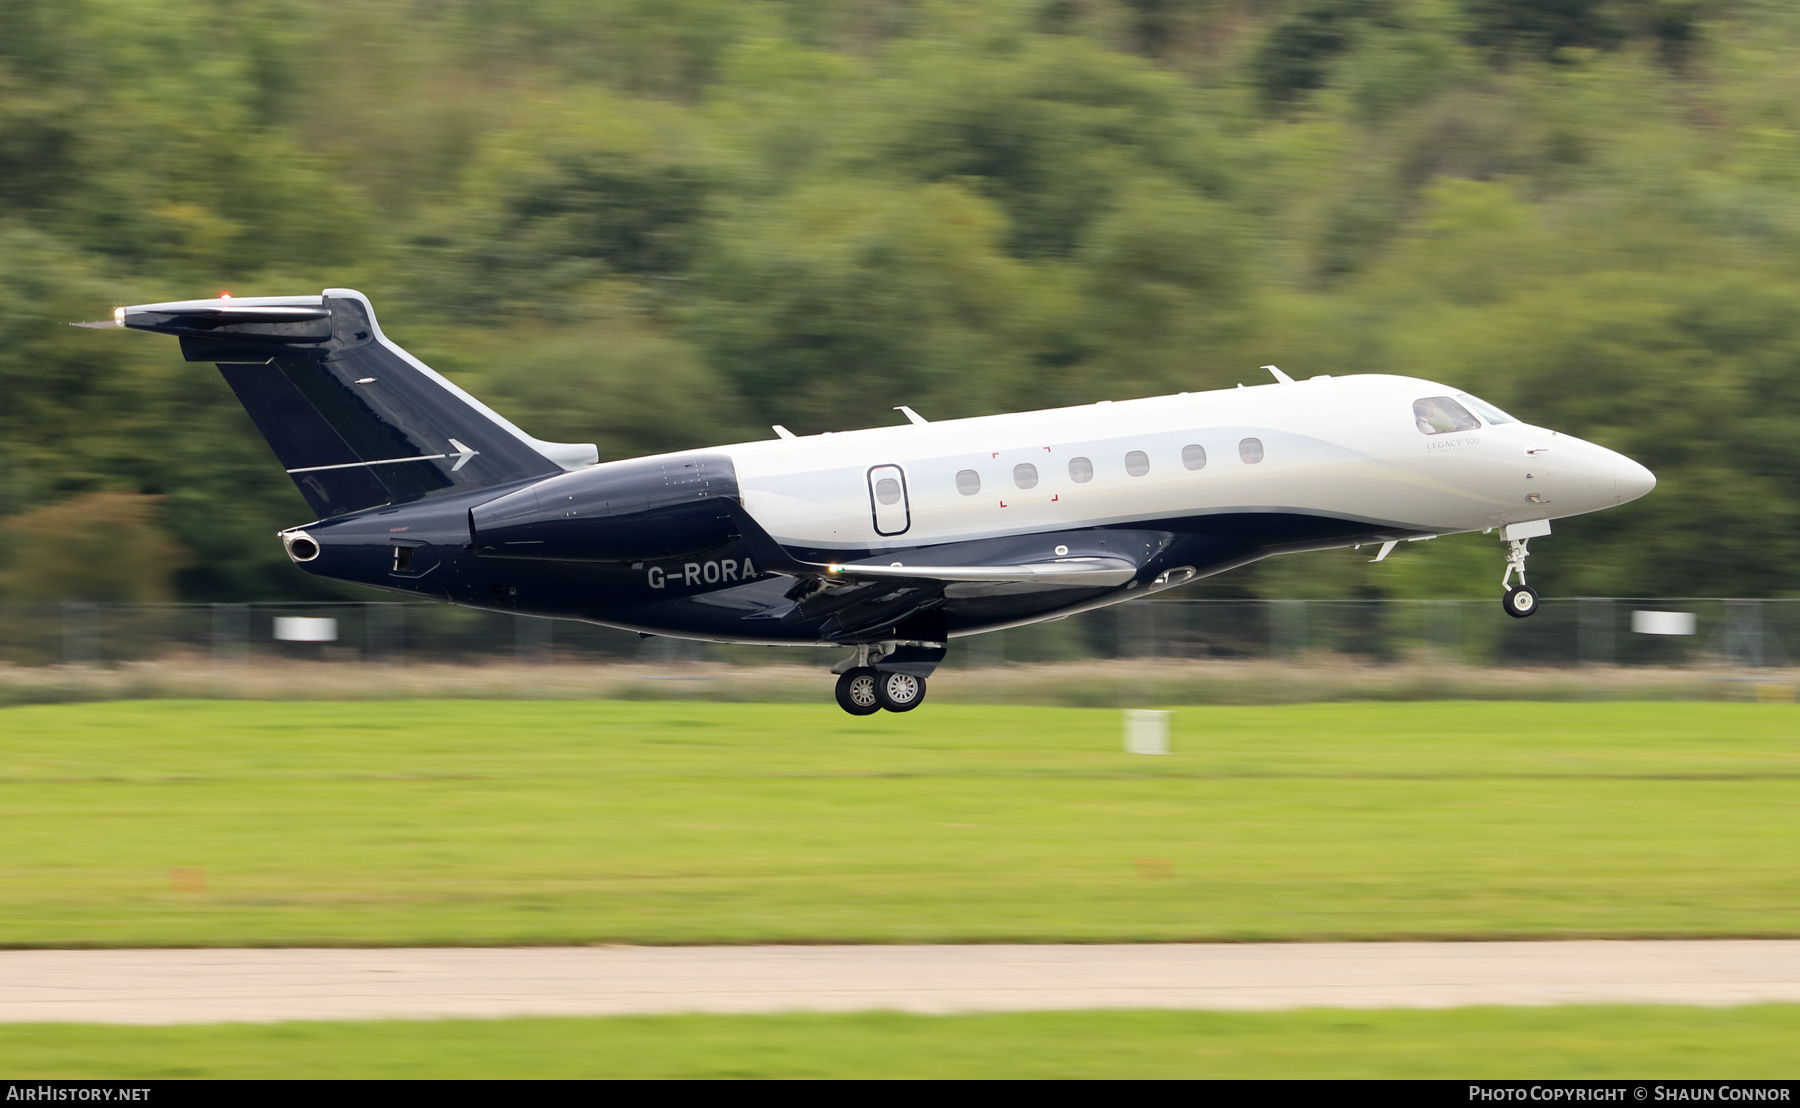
[286, 371, 1652, 647]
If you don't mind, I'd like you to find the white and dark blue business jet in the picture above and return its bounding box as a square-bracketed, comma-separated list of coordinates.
[81, 290, 1655, 714]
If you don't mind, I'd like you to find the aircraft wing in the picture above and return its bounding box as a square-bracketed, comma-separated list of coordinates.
[819, 557, 1138, 587]
[718, 500, 1169, 594]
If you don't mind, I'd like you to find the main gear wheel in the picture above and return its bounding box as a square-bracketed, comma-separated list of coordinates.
[835, 667, 881, 715]
[874, 671, 927, 712]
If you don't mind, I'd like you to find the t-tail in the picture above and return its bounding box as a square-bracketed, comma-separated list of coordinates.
[79, 289, 597, 518]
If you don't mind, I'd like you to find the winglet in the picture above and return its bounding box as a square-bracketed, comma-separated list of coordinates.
[1264, 364, 1295, 384]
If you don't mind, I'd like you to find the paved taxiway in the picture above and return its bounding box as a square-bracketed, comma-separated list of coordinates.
[4, 941, 1800, 1024]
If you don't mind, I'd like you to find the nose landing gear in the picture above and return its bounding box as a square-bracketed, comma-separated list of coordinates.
[1501, 536, 1539, 619]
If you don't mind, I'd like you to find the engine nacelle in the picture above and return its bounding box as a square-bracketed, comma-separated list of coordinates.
[471, 453, 740, 563]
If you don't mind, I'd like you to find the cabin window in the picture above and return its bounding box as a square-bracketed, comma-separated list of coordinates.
[1458, 393, 1518, 425]
[1182, 444, 1207, 471]
[1239, 437, 1264, 464]
[956, 469, 981, 496]
[1069, 457, 1093, 483]
[1013, 463, 1038, 489]
[1124, 450, 1150, 477]
[874, 477, 903, 505]
[1414, 396, 1480, 435]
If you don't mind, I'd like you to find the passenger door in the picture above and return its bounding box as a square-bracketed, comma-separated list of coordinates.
[867, 464, 911, 536]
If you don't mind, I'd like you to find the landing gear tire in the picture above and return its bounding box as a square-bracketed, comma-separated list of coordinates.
[874, 671, 927, 713]
[835, 667, 881, 716]
[1503, 585, 1539, 619]
[1498, 535, 1540, 619]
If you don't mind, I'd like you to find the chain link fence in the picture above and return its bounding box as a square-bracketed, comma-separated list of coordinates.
[4, 597, 1794, 671]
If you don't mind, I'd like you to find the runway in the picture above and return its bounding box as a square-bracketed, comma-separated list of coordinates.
[4, 941, 1800, 1024]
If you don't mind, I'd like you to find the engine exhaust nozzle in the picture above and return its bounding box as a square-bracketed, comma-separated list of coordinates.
[282, 530, 321, 563]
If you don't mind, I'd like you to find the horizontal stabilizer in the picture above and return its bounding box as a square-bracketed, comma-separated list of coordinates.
[140, 303, 330, 322]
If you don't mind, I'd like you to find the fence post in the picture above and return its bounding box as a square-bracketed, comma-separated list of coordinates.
[1113, 601, 1153, 661]
[1114, 601, 1157, 707]
[1269, 599, 1305, 659]
[1421, 599, 1461, 662]
[366, 604, 405, 664]
[61, 601, 97, 666]
[515, 613, 553, 665]
[1578, 597, 1615, 666]
[1720, 599, 1767, 668]
[210, 603, 248, 665]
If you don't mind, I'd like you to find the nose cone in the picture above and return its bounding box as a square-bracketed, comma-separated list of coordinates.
[1548, 435, 1656, 515]
[1616, 455, 1656, 505]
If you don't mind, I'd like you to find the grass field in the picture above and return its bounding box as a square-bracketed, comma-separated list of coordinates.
[1, 699, 1798, 946]
[3, 1006, 1798, 1078]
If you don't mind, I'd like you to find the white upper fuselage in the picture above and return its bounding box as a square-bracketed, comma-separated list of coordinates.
[706, 373, 1653, 552]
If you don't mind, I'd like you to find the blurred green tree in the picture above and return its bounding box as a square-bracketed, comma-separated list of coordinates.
[3, 0, 1799, 604]
[0, 492, 189, 603]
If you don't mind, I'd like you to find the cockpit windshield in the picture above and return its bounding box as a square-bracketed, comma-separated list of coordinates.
[1457, 393, 1518, 425]
[1414, 396, 1480, 435]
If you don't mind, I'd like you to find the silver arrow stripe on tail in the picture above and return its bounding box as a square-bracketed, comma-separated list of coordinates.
[287, 439, 479, 475]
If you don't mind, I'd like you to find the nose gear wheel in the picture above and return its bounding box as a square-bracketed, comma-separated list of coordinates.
[1503, 584, 1539, 618]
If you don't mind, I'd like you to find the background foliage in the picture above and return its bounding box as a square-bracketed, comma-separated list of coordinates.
[2, 0, 1794, 602]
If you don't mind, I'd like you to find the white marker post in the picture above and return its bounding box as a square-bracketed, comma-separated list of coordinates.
[274, 617, 338, 642]
[1632, 610, 1696, 636]
[1124, 709, 1171, 756]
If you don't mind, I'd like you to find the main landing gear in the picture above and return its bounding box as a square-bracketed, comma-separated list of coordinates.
[835, 667, 927, 715]
[1501, 536, 1539, 619]
[831, 643, 934, 715]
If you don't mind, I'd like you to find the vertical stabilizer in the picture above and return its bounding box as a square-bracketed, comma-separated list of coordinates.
[106, 289, 599, 518]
